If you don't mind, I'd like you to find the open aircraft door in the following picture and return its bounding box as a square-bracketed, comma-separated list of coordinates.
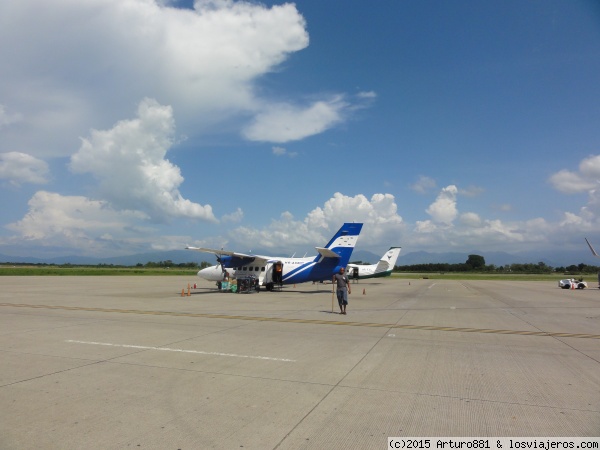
[264, 261, 284, 291]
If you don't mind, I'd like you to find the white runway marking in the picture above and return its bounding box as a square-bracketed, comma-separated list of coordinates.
[66, 340, 296, 362]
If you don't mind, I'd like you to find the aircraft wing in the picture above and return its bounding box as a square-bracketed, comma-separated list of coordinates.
[186, 246, 269, 264]
[185, 247, 252, 258]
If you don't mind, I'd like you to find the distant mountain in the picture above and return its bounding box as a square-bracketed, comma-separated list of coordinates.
[0, 254, 47, 265]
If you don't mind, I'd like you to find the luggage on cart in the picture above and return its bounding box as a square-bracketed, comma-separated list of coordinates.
[236, 276, 259, 294]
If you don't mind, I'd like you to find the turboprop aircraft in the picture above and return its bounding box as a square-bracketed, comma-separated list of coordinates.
[346, 246, 401, 280]
[187, 222, 363, 291]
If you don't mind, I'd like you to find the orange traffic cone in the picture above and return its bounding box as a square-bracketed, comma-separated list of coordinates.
[181, 289, 185, 297]
[187, 287, 191, 296]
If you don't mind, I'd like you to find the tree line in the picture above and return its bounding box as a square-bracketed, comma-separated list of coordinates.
[394, 254, 600, 274]
[135, 260, 212, 269]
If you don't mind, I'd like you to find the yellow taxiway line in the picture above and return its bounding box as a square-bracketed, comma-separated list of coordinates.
[1, 302, 599, 339]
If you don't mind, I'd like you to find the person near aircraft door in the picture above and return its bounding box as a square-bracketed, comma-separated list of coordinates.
[333, 267, 351, 314]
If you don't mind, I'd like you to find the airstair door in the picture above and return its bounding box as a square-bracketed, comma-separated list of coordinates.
[264, 261, 284, 291]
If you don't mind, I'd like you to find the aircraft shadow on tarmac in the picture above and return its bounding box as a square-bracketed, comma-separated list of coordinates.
[184, 288, 334, 295]
[182, 280, 384, 296]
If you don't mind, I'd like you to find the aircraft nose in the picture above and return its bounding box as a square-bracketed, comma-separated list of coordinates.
[198, 265, 222, 281]
[198, 267, 212, 279]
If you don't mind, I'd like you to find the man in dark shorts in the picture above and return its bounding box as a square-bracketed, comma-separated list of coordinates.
[333, 267, 351, 314]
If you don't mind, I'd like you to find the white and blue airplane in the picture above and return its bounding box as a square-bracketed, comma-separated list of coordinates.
[346, 246, 401, 280]
[187, 222, 363, 291]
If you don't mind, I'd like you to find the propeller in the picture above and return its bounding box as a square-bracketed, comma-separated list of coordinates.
[216, 248, 229, 279]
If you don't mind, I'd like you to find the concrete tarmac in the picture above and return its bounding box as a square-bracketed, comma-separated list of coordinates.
[0, 275, 599, 449]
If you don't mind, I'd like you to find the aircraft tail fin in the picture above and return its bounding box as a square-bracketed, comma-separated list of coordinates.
[314, 222, 363, 266]
[585, 238, 599, 257]
[374, 246, 402, 272]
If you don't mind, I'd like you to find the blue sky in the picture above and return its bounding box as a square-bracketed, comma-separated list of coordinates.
[1, 0, 600, 262]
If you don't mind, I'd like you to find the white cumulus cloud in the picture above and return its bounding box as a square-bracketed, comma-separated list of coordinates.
[243, 96, 349, 143]
[70, 98, 216, 222]
[459, 212, 482, 227]
[549, 154, 600, 194]
[426, 185, 458, 225]
[272, 146, 298, 158]
[204, 192, 405, 253]
[0, 0, 311, 157]
[579, 154, 600, 179]
[0, 152, 49, 186]
[409, 186, 536, 252]
[549, 169, 597, 194]
[0, 105, 23, 127]
[410, 175, 437, 194]
[5, 191, 151, 255]
[222, 207, 244, 223]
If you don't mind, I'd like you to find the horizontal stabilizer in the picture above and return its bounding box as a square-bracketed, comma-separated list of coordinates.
[315, 247, 340, 258]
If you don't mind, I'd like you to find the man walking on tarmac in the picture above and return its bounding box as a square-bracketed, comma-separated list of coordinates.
[333, 267, 351, 314]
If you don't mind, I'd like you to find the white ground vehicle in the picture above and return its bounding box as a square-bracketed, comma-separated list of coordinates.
[558, 278, 588, 289]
